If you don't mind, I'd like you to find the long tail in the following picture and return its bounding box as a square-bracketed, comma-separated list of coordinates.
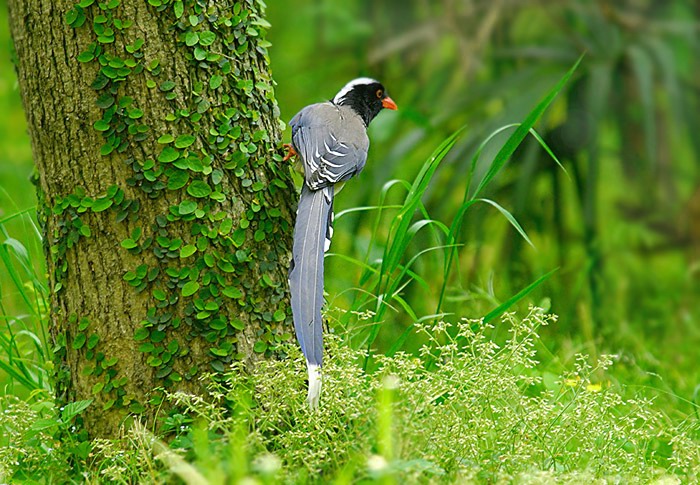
[289, 184, 334, 408]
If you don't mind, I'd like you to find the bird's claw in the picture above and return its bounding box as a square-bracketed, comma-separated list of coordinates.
[283, 143, 297, 162]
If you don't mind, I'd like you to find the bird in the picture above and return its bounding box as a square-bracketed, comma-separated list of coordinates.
[286, 77, 398, 408]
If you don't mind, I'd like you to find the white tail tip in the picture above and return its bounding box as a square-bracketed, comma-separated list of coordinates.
[307, 363, 322, 409]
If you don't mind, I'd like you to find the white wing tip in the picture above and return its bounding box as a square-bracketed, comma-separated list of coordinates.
[307, 363, 322, 409]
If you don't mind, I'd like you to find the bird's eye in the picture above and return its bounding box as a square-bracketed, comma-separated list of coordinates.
[376, 89, 383, 99]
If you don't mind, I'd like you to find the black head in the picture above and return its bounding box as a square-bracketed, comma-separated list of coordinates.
[332, 77, 398, 126]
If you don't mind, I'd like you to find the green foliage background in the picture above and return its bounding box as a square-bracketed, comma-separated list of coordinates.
[264, 0, 700, 404]
[1, 0, 699, 481]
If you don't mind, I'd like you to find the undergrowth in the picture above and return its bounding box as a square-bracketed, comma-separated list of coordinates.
[2, 307, 698, 484]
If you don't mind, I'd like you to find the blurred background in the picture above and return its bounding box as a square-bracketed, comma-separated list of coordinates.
[2, 0, 699, 411]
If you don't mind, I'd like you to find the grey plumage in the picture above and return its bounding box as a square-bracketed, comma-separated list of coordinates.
[291, 103, 370, 191]
[288, 79, 396, 408]
[289, 184, 333, 368]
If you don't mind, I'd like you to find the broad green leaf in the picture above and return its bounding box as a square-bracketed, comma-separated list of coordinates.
[180, 244, 196, 258]
[181, 281, 199, 297]
[61, 400, 93, 421]
[173, 0, 184, 18]
[91, 197, 113, 212]
[167, 170, 189, 190]
[158, 147, 179, 163]
[210, 75, 223, 89]
[175, 134, 195, 148]
[222, 286, 242, 299]
[185, 31, 199, 46]
[187, 180, 212, 198]
[198, 31, 216, 46]
[178, 200, 197, 215]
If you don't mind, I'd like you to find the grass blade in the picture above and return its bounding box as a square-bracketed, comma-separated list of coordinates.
[472, 54, 583, 199]
[482, 268, 558, 324]
[476, 198, 534, 248]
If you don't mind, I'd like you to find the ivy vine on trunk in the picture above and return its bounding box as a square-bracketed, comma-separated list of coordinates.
[7, 0, 296, 437]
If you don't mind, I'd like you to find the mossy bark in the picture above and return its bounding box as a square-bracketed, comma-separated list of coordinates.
[7, 0, 295, 437]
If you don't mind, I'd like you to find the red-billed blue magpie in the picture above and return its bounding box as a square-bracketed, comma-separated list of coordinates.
[286, 78, 397, 407]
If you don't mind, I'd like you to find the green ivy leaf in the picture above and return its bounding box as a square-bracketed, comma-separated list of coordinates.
[77, 51, 94, 63]
[219, 218, 233, 235]
[179, 244, 196, 258]
[167, 340, 179, 353]
[93, 120, 110, 132]
[72, 333, 87, 350]
[174, 134, 195, 148]
[100, 143, 115, 156]
[151, 330, 166, 343]
[87, 334, 99, 350]
[65, 7, 86, 28]
[178, 200, 197, 215]
[134, 328, 149, 341]
[167, 170, 189, 190]
[181, 281, 199, 297]
[222, 286, 242, 299]
[158, 134, 174, 144]
[185, 31, 199, 46]
[262, 273, 278, 287]
[158, 147, 179, 163]
[129, 402, 146, 414]
[198, 31, 216, 46]
[209, 75, 223, 90]
[253, 341, 267, 353]
[173, 0, 184, 18]
[121, 239, 138, 249]
[92, 75, 109, 90]
[96, 94, 115, 109]
[187, 180, 212, 198]
[160, 80, 176, 92]
[211, 169, 223, 185]
[91, 198, 113, 212]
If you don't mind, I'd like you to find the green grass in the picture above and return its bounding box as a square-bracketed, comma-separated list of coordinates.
[2, 309, 698, 483]
[0, 210, 50, 399]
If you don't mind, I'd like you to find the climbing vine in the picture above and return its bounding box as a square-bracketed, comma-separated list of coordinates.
[52, 0, 295, 419]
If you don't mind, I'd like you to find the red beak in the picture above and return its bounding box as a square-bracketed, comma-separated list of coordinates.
[382, 96, 398, 110]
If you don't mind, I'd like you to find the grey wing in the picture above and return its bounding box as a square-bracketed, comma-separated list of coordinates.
[290, 103, 369, 191]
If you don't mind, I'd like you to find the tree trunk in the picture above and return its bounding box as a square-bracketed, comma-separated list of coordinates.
[7, 0, 295, 437]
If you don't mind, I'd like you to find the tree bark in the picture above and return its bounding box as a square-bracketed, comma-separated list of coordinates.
[7, 0, 295, 437]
